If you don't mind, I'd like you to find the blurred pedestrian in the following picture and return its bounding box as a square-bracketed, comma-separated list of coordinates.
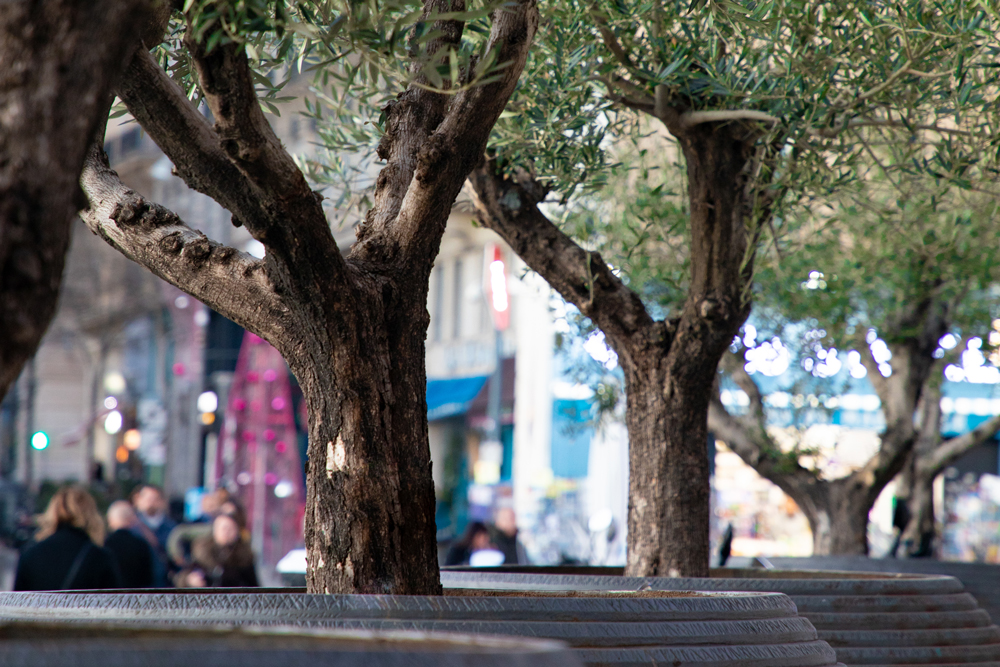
[167, 492, 243, 567]
[14, 485, 122, 591]
[444, 521, 497, 566]
[105, 501, 154, 588]
[131, 484, 176, 586]
[175, 513, 258, 588]
[490, 507, 527, 565]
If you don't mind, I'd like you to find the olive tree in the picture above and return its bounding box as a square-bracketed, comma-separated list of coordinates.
[466, 0, 996, 574]
[78, 0, 537, 594]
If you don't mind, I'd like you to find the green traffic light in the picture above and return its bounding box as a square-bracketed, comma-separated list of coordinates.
[30, 431, 49, 451]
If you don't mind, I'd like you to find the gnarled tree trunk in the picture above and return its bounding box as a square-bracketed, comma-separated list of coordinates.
[79, 0, 538, 594]
[470, 119, 765, 577]
[623, 124, 756, 577]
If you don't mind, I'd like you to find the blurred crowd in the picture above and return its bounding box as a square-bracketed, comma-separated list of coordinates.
[13, 485, 258, 591]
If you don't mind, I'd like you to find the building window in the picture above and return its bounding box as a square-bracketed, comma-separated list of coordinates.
[453, 258, 463, 340]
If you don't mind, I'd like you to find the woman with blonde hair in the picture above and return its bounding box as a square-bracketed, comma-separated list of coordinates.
[14, 485, 121, 590]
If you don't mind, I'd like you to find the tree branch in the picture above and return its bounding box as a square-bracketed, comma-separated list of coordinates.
[355, 0, 540, 267]
[707, 396, 819, 498]
[79, 144, 290, 343]
[720, 350, 765, 424]
[467, 160, 659, 356]
[923, 413, 1000, 476]
[115, 47, 271, 234]
[354, 0, 465, 259]
[184, 26, 343, 288]
[681, 110, 780, 127]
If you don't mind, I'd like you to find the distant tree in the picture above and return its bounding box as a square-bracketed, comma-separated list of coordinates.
[710, 124, 1000, 554]
[78, 0, 536, 594]
[467, 0, 995, 575]
[0, 0, 153, 402]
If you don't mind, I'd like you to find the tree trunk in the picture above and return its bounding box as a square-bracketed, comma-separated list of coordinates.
[623, 123, 756, 578]
[899, 467, 936, 557]
[0, 0, 150, 402]
[804, 479, 872, 555]
[294, 276, 440, 595]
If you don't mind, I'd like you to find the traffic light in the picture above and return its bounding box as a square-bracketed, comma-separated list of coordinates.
[30, 431, 49, 451]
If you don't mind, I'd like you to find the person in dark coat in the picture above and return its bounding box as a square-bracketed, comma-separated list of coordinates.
[489, 507, 527, 565]
[131, 484, 176, 586]
[14, 485, 122, 591]
[444, 521, 496, 566]
[175, 514, 258, 588]
[105, 500, 154, 588]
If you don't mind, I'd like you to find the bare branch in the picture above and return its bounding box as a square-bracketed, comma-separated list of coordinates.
[720, 351, 765, 425]
[115, 47, 271, 233]
[79, 144, 290, 343]
[681, 110, 780, 127]
[467, 160, 658, 356]
[923, 414, 1000, 476]
[707, 396, 819, 495]
[590, 8, 638, 71]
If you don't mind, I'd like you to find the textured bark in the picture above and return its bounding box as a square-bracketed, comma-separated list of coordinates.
[469, 121, 760, 577]
[0, 0, 150, 402]
[80, 0, 537, 594]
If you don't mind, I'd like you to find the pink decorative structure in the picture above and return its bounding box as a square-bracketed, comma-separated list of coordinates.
[217, 332, 305, 577]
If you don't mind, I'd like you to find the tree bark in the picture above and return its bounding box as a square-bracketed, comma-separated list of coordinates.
[624, 124, 755, 577]
[0, 0, 151, 402]
[79, 0, 537, 594]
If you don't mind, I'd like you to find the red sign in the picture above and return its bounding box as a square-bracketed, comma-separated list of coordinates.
[484, 244, 510, 331]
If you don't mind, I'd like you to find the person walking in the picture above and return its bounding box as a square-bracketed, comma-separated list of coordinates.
[105, 501, 154, 588]
[14, 485, 122, 591]
[175, 513, 258, 588]
[131, 484, 176, 586]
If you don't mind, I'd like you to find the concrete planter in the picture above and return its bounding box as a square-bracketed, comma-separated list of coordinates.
[440, 567, 1000, 665]
[0, 588, 840, 666]
[0, 621, 578, 667]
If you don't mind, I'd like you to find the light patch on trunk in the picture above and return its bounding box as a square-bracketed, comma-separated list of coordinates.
[336, 556, 354, 580]
[668, 568, 681, 578]
[316, 557, 324, 569]
[326, 437, 347, 477]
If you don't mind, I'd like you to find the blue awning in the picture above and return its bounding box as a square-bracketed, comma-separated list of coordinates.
[427, 375, 489, 420]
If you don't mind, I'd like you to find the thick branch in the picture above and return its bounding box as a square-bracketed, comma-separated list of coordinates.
[355, 0, 465, 254]
[467, 161, 658, 356]
[922, 414, 1000, 476]
[707, 398, 819, 498]
[185, 30, 340, 280]
[356, 0, 540, 267]
[80, 144, 290, 343]
[720, 350, 765, 424]
[115, 47, 271, 234]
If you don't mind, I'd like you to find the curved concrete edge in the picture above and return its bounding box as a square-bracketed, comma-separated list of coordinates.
[439, 570, 965, 597]
[0, 622, 581, 667]
[574, 640, 841, 667]
[0, 589, 800, 623]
